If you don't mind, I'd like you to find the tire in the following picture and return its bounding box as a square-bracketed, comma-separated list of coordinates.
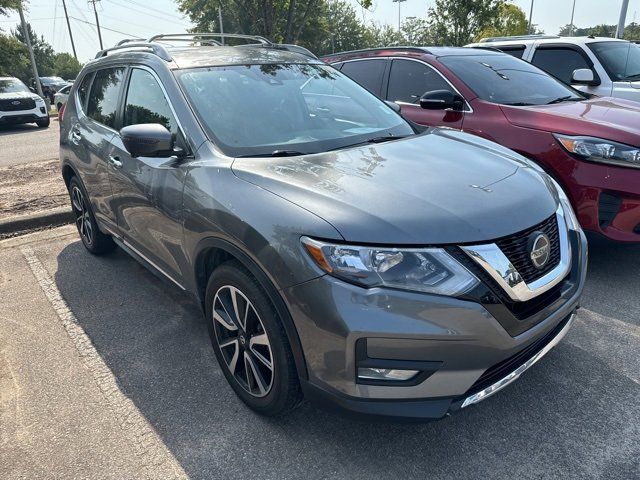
[205, 261, 302, 416]
[56, 103, 62, 112]
[68, 176, 116, 254]
[35, 116, 50, 128]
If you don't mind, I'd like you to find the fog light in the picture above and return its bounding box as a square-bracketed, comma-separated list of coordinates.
[357, 367, 419, 381]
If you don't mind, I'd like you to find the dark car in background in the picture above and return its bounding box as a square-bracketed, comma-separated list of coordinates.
[59, 33, 585, 420]
[324, 47, 640, 242]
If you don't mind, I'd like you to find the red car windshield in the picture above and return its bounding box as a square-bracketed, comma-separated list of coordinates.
[440, 54, 584, 106]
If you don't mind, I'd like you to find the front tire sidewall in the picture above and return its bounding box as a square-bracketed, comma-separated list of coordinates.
[36, 117, 50, 128]
[68, 177, 115, 254]
[205, 262, 299, 416]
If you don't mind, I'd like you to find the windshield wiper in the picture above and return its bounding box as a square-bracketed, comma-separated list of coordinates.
[546, 95, 582, 105]
[503, 102, 535, 106]
[237, 150, 307, 158]
[624, 73, 640, 81]
[365, 135, 408, 144]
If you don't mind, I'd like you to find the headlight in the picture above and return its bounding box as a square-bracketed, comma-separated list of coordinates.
[36, 97, 45, 104]
[301, 237, 479, 296]
[554, 134, 640, 169]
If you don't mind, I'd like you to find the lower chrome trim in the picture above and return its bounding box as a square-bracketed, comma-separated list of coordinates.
[460, 312, 575, 409]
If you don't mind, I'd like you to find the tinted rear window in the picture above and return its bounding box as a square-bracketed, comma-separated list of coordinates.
[531, 47, 590, 83]
[86, 67, 125, 129]
[340, 59, 386, 96]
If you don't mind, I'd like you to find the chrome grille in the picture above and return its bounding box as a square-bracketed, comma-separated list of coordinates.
[495, 215, 561, 284]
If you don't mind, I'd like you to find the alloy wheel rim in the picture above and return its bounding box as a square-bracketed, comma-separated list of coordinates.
[71, 185, 93, 245]
[212, 285, 274, 397]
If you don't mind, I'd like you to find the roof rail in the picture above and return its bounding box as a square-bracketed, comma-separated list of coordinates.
[321, 46, 430, 58]
[147, 33, 272, 46]
[479, 34, 560, 43]
[95, 42, 172, 61]
[116, 38, 146, 46]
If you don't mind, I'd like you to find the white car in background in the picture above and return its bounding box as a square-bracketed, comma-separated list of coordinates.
[54, 84, 72, 112]
[467, 35, 640, 102]
[0, 76, 50, 128]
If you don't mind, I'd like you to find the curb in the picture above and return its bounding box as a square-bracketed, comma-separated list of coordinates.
[0, 207, 74, 237]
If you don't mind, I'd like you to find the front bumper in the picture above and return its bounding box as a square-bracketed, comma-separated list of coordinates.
[546, 148, 640, 242]
[0, 107, 48, 125]
[284, 230, 587, 420]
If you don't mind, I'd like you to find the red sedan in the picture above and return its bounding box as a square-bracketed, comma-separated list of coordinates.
[323, 47, 640, 242]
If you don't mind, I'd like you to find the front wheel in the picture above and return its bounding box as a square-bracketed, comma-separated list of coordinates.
[205, 261, 302, 416]
[68, 177, 116, 254]
[35, 116, 50, 128]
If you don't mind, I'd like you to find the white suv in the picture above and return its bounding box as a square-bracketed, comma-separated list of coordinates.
[0, 77, 50, 128]
[467, 35, 640, 102]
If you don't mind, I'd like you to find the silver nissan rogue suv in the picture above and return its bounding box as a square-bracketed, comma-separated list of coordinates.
[59, 34, 587, 420]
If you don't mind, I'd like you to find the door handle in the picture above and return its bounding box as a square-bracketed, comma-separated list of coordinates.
[108, 155, 123, 169]
[70, 129, 81, 144]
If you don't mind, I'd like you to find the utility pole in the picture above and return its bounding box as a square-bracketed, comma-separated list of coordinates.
[569, 0, 577, 36]
[616, 0, 629, 38]
[17, 2, 45, 104]
[528, 0, 534, 34]
[62, 0, 78, 60]
[392, 0, 406, 33]
[89, 0, 103, 50]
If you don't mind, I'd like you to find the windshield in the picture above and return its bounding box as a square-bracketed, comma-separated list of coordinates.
[440, 54, 584, 106]
[175, 63, 414, 157]
[41, 77, 65, 83]
[0, 78, 30, 94]
[588, 41, 640, 81]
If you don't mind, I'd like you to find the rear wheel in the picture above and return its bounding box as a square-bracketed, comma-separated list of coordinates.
[68, 176, 116, 254]
[205, 261, 302, 416]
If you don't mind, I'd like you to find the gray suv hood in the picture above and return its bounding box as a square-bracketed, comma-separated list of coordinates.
[232, 129, 558, 244]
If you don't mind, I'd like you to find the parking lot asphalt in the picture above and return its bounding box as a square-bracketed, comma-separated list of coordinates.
[0, 227, 638, 480]
[0, 120, 60, 167]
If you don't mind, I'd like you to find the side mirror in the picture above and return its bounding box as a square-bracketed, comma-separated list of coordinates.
[384, 100, 401, 113]
[120, 124, 173, 158]
[571, 68, 596, 85]
[419, 90, 465, 111]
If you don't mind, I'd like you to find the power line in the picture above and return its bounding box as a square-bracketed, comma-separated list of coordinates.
[69, 16, 134, 36]
[106, 0, 190, 27]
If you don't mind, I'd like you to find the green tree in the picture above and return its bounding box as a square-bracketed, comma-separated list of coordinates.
[475, 2, 527, 41]
[427, 0, 504, 46]
[0, 0, 19, 17]
[400, 17, 432, 45]
[13, 22, 55, 76]
[0, 33, 30, 78]
[177, 0, 326, 44]
[52, 52, 82, 79]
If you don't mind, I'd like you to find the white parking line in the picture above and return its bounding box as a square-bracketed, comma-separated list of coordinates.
[20, 245, 188, 480]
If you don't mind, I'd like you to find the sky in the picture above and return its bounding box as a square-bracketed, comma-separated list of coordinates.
[1, 0, 638, 62]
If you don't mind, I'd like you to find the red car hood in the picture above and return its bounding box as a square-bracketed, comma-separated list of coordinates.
[500, 97, 640, 145]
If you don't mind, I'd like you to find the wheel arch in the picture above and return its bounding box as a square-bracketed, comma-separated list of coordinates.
[193, 236, 309, 381]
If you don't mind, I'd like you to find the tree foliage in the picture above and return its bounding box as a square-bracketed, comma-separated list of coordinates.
[475, 2, 527, 41]
[0, 23, 83, 82]
[427, 0, 504, 46]
[558, 22, 640, 41]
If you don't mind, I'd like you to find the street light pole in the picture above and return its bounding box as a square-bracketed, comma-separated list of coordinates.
[616, 0, 629, 38]
[569, 0, 577, 36]
[392, 0, 407, 32]
[528, 0, 534, 34]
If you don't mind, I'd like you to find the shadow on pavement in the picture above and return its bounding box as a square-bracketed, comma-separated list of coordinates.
[52, 240, 639, 480]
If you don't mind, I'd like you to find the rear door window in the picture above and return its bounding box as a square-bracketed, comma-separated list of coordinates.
[497, 45, 526, 59]
[86, 67, 126, 129]
[340, 59, 387, 96]
[386, 59, 453, 104]
[76, 73, 94, 112]
[531, 47, 591, 83]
